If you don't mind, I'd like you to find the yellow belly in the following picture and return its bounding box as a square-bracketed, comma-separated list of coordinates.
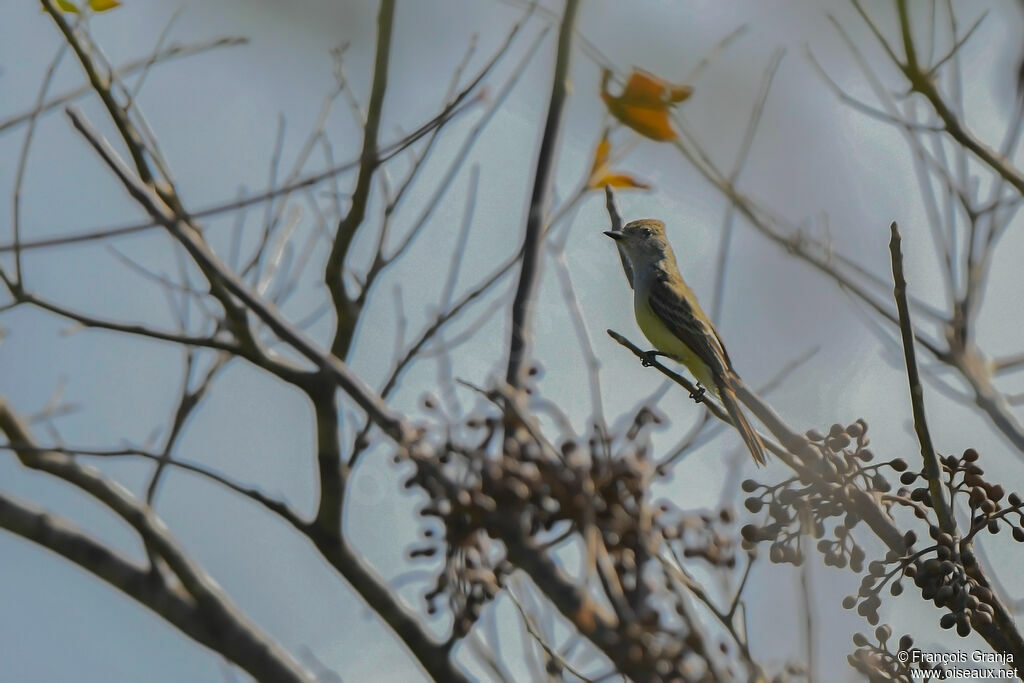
[634, 294, 717, 391]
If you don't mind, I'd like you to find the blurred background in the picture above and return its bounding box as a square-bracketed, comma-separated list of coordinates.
[2, 0, 1024, 680]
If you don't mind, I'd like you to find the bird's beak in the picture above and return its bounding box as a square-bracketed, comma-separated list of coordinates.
[604, 231, 624, 241]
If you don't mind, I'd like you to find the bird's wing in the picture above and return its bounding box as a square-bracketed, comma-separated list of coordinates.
[647, 275, 733, 374]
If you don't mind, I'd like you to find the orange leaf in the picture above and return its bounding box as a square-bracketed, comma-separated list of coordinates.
[588, 135, 611, 178]
[597, 173, 651, 190]
[600, 68, 692, 142]
[620, 70, 693, 106]
[51, 0, 122, 12]
[609, 102, 677, 141]
[586, 130, 651, 191]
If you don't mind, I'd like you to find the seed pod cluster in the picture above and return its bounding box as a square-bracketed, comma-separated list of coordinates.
[894, 449, 1022, 638]
[897, 448, 1024, 541]
[739, 420, 903, 570]
[848, 631, 948, 681]
[737, 421, 1020, 655]
[832, 447, 1020, 643]
[403, 399, 757, 679]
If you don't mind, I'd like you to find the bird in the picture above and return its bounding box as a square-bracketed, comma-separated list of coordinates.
[605, 218, 767, 466]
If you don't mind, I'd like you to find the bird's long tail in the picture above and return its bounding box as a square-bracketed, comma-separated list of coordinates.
[717, 375, 767, 466]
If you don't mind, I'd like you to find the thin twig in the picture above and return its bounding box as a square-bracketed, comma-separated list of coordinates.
[0, 395, 314, 682]
[0, 36, 248, 135]
[0, 92, 483, 256]
[892, 0, 1024, 196]
[324, 0, 395, 360]
[506, 0, 581, 390]
[888, 222, 955, 535]
[711, 48, 784, 323]
[11, 35, 72, 285]
[508, 588, 595, 682]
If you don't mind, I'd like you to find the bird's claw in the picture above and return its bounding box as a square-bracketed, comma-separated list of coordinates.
[640, 350, 661, 367]
[689, 383, 707, 404]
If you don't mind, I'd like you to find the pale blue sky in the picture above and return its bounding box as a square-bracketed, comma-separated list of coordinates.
[2, 1, 1024, 681]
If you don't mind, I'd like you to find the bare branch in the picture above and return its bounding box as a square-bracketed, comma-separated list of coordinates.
[508, 587, 595, 682]
[0, 36, 247, 135]
[308, 527, 470, 683]
[0, 91, 482, 256]
[712, 48, 784, 323]
[146, 352, 229, 504]
[65, 104, 414, 442]
[4, 442, 307, 530]
[2, 280, 239, 354]
[506, 0, 581, 390]
[0, 397, 314, 682]
[925, 9, 988, 76]
[888, 223, 955, 535]
[10, 35, 71, 285]
[374, 25, 551, 281]
[0, 490, 307, 677]
[891, 0, 1024, 196]
[323, 0, 395, 360]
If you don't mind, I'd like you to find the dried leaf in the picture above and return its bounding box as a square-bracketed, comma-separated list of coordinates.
[601, 68, 693, 142]
[52, 0, 122, 12]
[620, 69, 693, 106]
[592, 135, 611, 170]
[598, 173, 650, 190]
[586, 130, 650, 191]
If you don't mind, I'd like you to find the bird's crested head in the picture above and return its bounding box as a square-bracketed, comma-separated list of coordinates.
[604, 218, 674, 265]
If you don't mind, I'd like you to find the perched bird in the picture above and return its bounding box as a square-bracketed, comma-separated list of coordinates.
[605, 219, 767, 466]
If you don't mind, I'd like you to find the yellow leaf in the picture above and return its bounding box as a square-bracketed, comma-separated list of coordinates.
[50, 0, 121, 12]
[586, 130, 651, 191]
[620, 70, 693, 106]
[613, 103, 677, 141]
[598, 173, 651, 190]
[600, 68, 693, 142]
[588, 134, 611, 178]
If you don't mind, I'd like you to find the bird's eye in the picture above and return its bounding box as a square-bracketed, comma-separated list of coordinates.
[640, 228, 652, 238]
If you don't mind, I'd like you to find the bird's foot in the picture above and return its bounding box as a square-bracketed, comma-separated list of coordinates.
[689, 383, 707, 404]
[640, 350, 665, 367]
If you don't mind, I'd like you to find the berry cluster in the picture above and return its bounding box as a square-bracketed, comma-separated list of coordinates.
[844, 522, 1002, 637]
[898, 448, 1024, 543]
[848, 629, 946, 682]
[403, 389, 751, 678]
[737, 418, 1021, 666]
[847, 447, 1024, 639]
[739, 420, 905, 571]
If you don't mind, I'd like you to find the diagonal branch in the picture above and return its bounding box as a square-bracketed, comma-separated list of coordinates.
[30, 443, 308, 529]
[711, 48, 785, 323]
[0, 398, 313, 682]
[0, 491, 308, 678]
[1, 280, 239, 354]
[42, 0, 162, 193]
[0, 37, 247, 135]
[611, 324, 1024, 660]
[146, 352, 229, 504]
[308, 526, 470, 683]
[893, 0, 1024, 196]
[47, 25, 471, 677]
[64, 105, 414, 444]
